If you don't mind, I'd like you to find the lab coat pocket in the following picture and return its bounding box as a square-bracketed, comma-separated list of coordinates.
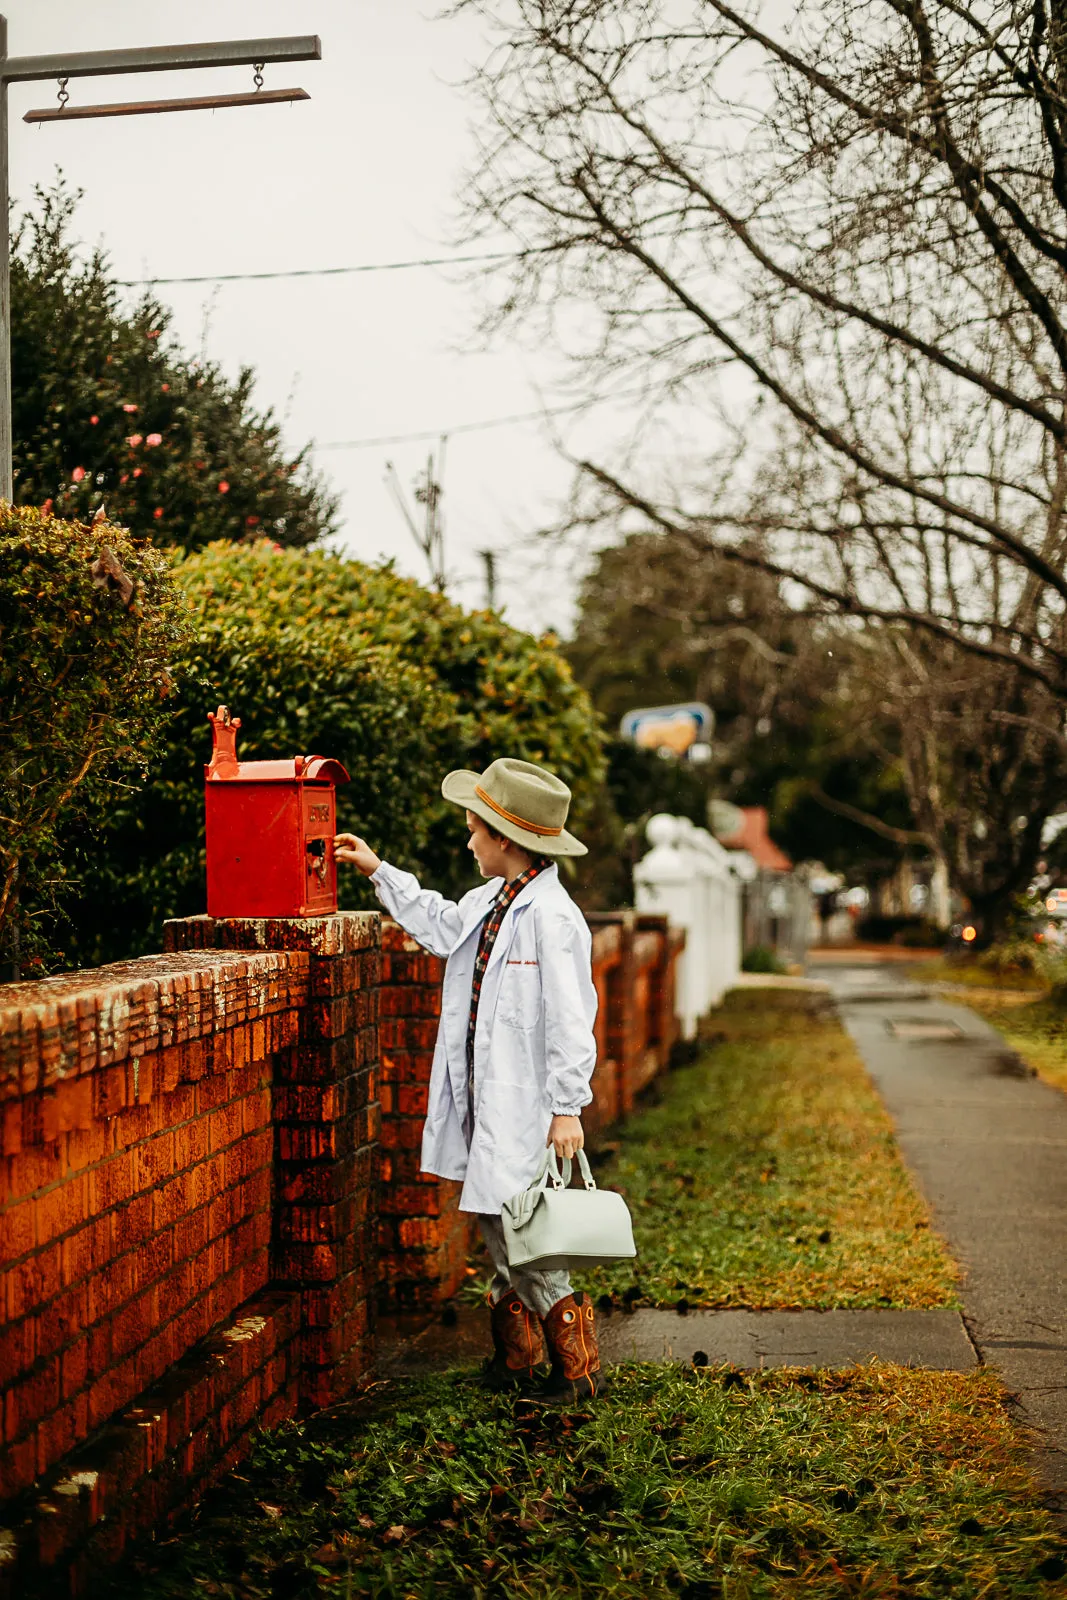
[496, 960, 542, 1031]
[476, 1075, 549, 1187]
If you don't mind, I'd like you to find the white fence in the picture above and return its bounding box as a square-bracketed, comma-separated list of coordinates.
[633, 813, 742, 1038]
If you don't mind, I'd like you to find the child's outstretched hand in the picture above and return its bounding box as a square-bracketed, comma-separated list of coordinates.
[334, 834, 382, 877]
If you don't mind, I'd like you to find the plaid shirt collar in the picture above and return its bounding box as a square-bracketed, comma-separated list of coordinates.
[466, 860, 549, 1067]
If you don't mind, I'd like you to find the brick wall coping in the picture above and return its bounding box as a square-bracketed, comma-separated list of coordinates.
[633, 929, 664, 968]
[0, 948, 308, 1094]
[590, 922, 623, 961]
[164, 912, 379, 957]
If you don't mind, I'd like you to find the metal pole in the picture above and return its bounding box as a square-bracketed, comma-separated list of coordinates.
[480, 549, 497, 609]
[0, 15, 10, 504]
[4, 35, 321, 83]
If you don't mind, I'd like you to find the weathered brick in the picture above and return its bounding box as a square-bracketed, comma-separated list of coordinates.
[300, 996, 354, 1042]
[172, 1112, 209, 1172]
[44, 1076, 94, 1140]
[7, 1141, 60, 1200]
[91, 1063, 128, 1121]
[89, 1151, 135, 1215]
[132, 1130, 175, 1192]
[64, 1116, 115, 1176]
[380, 1048, 434, 1085]
[37, 1281, 90, 1360]
[207, 1100, 243, 1154]
[37, 1175, 90, 1247]
[379, 1017, 437, 1051]
[0, 1429, 37, 1499]
[0, 1313, 35, 1388]
[0, 1195, 36, 1262]
[196, 1065, 231, 1112]
[378, 986, 441, 1019]
[60, 1214, 111, 1287]
[5, 1353, 61, 1444]
[379, 1115, 422, 1153]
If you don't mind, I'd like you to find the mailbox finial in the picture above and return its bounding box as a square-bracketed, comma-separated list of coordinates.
[207, 705, 242, 777]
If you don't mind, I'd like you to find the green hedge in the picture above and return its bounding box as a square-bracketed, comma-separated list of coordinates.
[0, 505, 193, 974]
[63, 542, 606, 966]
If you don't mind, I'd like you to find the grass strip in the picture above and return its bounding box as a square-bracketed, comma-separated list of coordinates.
[948, 990, 1067, 1097]
[909, 958, 1049, 994]
[103, 1364, 1067, 1599]
[568, 990, 958, 1309]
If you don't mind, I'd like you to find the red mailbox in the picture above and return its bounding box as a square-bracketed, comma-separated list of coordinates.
[204, 705, 350, 919]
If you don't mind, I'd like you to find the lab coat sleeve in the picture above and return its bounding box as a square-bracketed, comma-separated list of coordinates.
[537, 909, 598, 1116]
[370, 860, 469, 957]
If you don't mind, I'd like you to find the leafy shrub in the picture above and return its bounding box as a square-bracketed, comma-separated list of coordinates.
[741, 944, 786, 974]
[977, 938, 1046, 978]
[0, 505, 193, 974]
[64, 542, 607, 964]
[172, 543, 606, 887]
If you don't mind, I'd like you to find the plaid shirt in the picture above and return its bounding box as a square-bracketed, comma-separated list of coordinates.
[466, 860, 548, 1130]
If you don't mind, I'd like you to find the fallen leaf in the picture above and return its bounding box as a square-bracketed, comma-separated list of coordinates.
[310, 1543, 345, 1567]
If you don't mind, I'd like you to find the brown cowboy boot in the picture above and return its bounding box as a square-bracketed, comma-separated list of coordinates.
[540, 1291, 604, 1400]
[477, 1287, 548, 1389]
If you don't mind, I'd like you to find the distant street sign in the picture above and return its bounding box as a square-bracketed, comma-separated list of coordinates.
[619, 702, 714, 760]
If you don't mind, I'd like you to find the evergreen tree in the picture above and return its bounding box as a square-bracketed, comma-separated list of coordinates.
[11, 179, 337, 549]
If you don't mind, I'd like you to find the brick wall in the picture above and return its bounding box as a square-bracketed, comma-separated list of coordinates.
[163, 914, 381, 1409]
[0, 947, 306, 1591]
[586, 913, 685, 1120]
[587, 923, 624, 1141]
[377, 921, 476, 1310]
[0, 914, 382, 1595]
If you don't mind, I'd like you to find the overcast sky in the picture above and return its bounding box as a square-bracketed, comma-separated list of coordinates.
[5, 0, 633, 634]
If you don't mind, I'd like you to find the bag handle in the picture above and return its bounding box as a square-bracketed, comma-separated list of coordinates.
[545, 1147, 597, 1192]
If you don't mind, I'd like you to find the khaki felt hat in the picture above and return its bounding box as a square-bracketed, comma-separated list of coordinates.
[441, 757, 587, 858]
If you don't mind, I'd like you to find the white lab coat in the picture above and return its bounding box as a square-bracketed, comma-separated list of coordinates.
[371, 860, 598, 1215]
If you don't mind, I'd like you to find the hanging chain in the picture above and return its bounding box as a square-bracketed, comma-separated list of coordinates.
[56, 77, 69, 111]
[253, 62, 265, 93]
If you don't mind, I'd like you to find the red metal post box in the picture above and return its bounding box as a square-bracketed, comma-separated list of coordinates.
[204, 705, 350, 918]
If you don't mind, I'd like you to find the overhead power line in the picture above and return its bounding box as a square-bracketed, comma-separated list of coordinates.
[115, 249, 520, 287]
[314, 381, 669, 452]
[315, 397, 596, 451]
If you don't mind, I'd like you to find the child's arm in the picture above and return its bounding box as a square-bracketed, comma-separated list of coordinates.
[335, 833, 467, 958]
[539, 913, 598, 1136]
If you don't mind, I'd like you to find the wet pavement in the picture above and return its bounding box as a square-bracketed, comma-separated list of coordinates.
[819, 960, 1067, 1521]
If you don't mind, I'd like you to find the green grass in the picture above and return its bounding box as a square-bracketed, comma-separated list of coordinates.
[103, 1364, 1067, 1599]
[950, 990, 1067, 1097]
[567, 991, 958, 1310]
[910, 956, 1050, 994]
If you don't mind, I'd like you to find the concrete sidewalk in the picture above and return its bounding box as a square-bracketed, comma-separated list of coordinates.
[379, 1305, 976, 1376]
[821, 960, 1067, 1518]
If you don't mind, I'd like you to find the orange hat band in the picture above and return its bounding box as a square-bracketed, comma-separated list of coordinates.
[474, 785, 564, 837]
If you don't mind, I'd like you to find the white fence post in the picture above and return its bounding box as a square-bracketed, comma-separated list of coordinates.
[634, 813, 742, 1037]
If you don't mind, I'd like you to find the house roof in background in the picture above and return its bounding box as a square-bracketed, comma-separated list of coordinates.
[718, 806, 793, 872]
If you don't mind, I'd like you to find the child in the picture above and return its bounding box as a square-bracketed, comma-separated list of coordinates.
[335, 756, 603, 1399]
